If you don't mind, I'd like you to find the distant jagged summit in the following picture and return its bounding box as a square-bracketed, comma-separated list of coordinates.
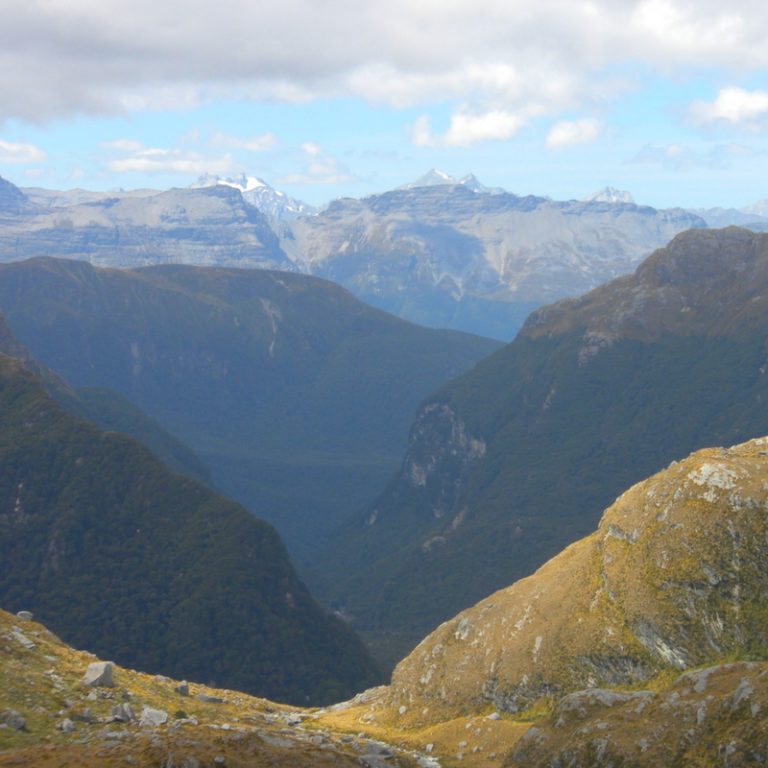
[0, 175, 32, 213]
[398, 169, 503, 194]
[584, 186, 635, 204]
[192, 172, 316, 220]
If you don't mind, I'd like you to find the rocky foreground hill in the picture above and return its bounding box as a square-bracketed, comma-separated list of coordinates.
[0, 608, 431, 768]
[319, 437, 768, 766]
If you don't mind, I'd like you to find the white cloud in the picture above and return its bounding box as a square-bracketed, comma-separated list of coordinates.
[412, 110, 524, 147]
[546, 118, 601, 149]
[278, 142, 354, 185]
[2, 0, 768, 132]
[0, 139, 45, 163]
[690, 87, 768, 126]
[104, 140, 235, 175]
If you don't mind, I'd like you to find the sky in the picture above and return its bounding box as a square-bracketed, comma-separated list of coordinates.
[2, 0, 768, 209]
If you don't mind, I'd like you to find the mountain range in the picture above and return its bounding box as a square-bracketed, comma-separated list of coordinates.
[314, 226, 768, 667]
[0, 327, 379, 704]
[0, 172, 717, 339]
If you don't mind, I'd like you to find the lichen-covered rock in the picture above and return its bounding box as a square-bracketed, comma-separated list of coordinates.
[111, 703, 135, 722]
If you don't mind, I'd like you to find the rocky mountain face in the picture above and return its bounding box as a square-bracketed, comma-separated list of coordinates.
[0, 257, 499, 566]
[0, 348, 380, 705]
[315, 227, 768, 668]
[284, 183, 705, 338]
[0, 180, 288, 269]
[322, 437, 768, 767]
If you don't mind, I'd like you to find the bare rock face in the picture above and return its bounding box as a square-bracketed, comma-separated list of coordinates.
[385, 437, 768, 717]
[82, 661, 115, 687]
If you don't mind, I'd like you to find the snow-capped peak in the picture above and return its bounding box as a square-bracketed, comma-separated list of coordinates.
[193, 173, 267, 193]
[585, 187, 635, 205]
[191, 173, 316, 221]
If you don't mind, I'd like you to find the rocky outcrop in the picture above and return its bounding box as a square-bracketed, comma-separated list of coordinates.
[384, 437, 768, 717]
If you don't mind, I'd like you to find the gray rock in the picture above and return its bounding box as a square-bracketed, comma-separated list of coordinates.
[174, 681, 190, 696]
[139, 707, 168, 727]
[11, 628, 35, 649]
[111, 703, 135, 722]
[195, 693, 224, 704]
[58, 718, 76, 733]
[82, 661, 115, 687]
[0, 709, 27, 731]
[15, 610, 33, 621]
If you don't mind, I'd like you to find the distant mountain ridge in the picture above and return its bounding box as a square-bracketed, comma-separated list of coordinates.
[0, 257, 499, 567]
[314, 226, 768, 667]
[284, 182, 704, 338]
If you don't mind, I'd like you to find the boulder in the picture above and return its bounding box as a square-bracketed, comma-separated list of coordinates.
[139, 707, 168, 727]
[174, 680, 190, 696]
[58, 718, 76, 733]
[195, 693, 223, 704]
[0, 709, 26, 731]
[15, 610, 33, 621]
[82, 661, 114, 687]
[111, 703, 135, 722]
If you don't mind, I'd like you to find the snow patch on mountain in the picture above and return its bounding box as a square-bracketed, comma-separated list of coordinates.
[584, 187, 635, 204]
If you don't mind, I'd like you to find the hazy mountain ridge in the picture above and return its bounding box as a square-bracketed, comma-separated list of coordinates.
[0, 180, 289, 270]
[0, 345, 380, 704]
[192, 173, 318, 221]
[284, 182, 706, 338]
[0, 314, 209, 482]
[0, 173, 707, 339]
[315, 227, 768, 667]
[0, 257, 499, 565]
